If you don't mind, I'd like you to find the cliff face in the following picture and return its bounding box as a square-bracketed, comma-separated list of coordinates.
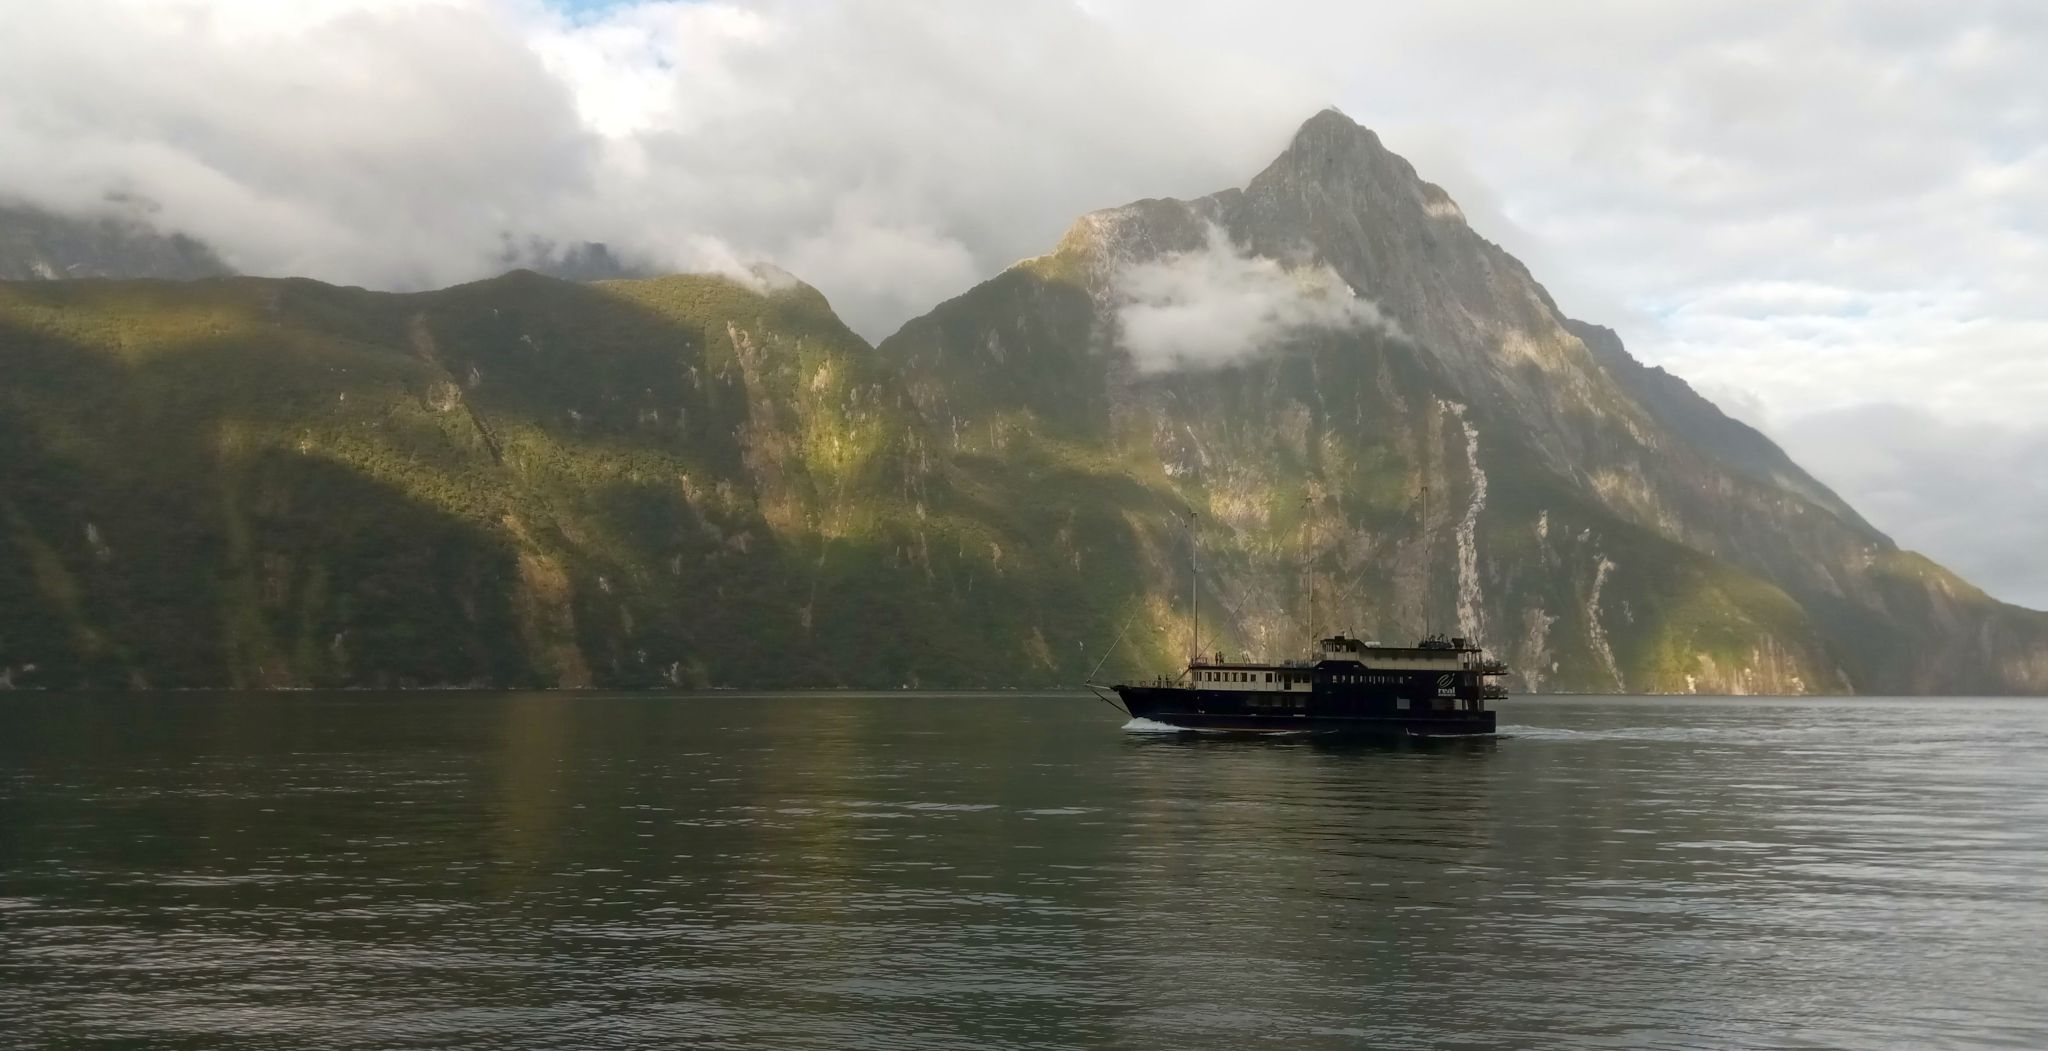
[0, 271, 1188, 688]
[2, 110, 2043, 693]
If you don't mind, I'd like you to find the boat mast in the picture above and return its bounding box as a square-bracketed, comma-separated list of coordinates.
[1301, 494, 1315, 645]
[1186, 510, 1199, 663]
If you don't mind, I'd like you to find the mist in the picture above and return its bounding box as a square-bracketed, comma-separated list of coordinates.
[1112, 225, 1402, 373]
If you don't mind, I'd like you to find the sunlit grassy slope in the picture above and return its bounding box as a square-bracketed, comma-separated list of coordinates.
[0, 272, 1189, 688]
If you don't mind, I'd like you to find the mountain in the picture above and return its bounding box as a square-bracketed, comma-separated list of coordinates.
[0, 269, 1167, 688]
[498, 238, 655, 282]
[2, 110, 2044, 692]
[878, 108, 2048, 695]
[3, 199, 650, 286]
[0, 202, 231, 281]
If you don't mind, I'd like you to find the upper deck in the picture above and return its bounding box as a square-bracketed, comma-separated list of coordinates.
[1160, 634, 1509, 693]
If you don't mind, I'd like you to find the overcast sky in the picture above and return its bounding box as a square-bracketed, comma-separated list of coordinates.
[3, 0, 2042, 608]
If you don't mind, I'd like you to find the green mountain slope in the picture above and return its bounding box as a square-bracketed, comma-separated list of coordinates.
[2, 110, 2044, 693]
[0, 271, 1179, 688]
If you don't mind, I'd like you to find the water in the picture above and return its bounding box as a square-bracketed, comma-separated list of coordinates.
[3, 693, 2046, 1050]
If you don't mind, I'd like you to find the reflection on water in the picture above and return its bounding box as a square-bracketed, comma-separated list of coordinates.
[3, 693, 2047, 1049]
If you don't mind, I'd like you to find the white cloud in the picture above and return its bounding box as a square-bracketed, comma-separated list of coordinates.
[0, 0, 596, 289]
[0, 0, 1324, 337]
[1112, 225, 1400, 373]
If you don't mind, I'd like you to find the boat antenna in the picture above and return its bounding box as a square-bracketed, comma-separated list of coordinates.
[1184, 509, 1199, 664]
[1301, 494, 1315, 644]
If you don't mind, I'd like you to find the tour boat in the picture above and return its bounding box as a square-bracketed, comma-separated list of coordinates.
[1103, 633, 1503, 736]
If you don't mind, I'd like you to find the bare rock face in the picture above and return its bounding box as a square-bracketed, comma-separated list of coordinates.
[0, 202, 231, 281]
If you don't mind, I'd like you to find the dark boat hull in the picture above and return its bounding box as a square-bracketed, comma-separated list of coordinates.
[1115, 685, 1496, 737]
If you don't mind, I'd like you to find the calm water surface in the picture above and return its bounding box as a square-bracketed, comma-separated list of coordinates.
[3, 694, 2046, 1049]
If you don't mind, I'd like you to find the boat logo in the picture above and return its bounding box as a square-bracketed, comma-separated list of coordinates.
[1436, 673, 1454, 688]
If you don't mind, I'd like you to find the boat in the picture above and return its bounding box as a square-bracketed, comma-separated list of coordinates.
[1103, 633, 1504, 736]
[1086, 497, 1504, 735]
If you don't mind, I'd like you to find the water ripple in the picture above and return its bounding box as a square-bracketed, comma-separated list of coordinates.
[2, 693, 2045, 1049]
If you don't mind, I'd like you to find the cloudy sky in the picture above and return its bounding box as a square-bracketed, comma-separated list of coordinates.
[4, 0, 2043, 608]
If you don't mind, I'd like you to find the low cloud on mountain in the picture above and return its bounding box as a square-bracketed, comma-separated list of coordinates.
[1113, 225, 1402, 373]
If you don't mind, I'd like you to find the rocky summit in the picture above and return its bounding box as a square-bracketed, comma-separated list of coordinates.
[3, 110, 2044, 693]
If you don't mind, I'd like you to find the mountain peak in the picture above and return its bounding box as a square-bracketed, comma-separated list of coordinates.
[1258, 106, 1419, 198]
[1291, 106, 1375, 144]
